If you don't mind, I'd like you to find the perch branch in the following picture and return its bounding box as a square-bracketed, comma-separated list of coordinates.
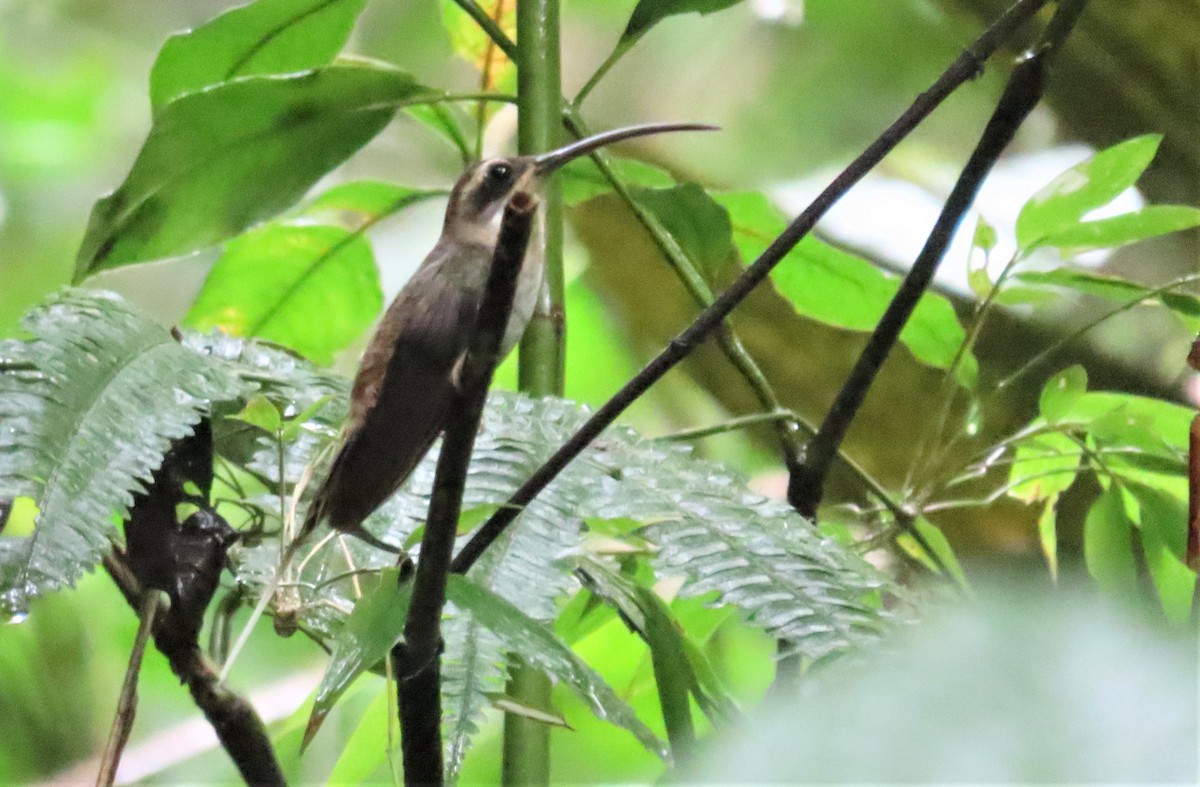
[392, 193, 537, 786]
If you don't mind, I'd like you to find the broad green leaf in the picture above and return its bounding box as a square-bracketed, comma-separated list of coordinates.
[714, 191, 974, 378]
[1123, 483, 1188, 562]
[445, 574, 669, 761]
[0, 290, 247, 613]
[1037, 205, 1200, 254]
[327, 686, 392, 785]
[149, 0, 368, 110]
[1016, 135, 1161, 250]
[1083, 488, 1137, 596]
[633, 184, 734, 283]
[183, 223, 383, 365]
[1038, 496, 1059, 582]
[75, 65, 424, 279]
[623, 0, 744, 42]
[1014, 268, 1200, 331]
[304, 567, 411, 748]
[1008, 430, 1081, 503]
[1038, 365, 1087, 423]
[404, 104, 471, 161]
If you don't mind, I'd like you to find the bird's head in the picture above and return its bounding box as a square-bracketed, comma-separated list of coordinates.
[442, 122, 716, 243]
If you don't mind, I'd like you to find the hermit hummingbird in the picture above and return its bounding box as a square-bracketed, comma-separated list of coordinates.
[300, 122, 715, 551]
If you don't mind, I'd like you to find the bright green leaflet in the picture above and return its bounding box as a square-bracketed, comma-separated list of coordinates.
[1083, 488, 1138, 596]
[149, 0, 369, 110]
[1038, 365, 1088, 423]
[1036, 205, 1200, 254]
[304, 567, 412, 749]
[1015, 135, 1161, 250]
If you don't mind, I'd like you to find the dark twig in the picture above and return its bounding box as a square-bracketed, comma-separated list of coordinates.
[103, 552, 285, 786]
[392, 193, 537, 786]
[107, 418, 284, 785]
[448, 0, 1052, 576]
[96, 590, 164, 787]
[789, 0, 1088, 518]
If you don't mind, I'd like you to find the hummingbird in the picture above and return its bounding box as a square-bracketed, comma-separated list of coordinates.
[300, 122, 715, 552]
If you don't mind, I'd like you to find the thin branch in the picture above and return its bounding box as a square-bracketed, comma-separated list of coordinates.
[449, 0, 1053, 576]
[103, 552, 285, 786]
[393, 193, 537, 787]
[789, 0, 1088, 517]
[96, 590, 164, 787]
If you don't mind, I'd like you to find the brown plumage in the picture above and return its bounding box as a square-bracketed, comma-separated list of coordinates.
[298, 122, 716, 552]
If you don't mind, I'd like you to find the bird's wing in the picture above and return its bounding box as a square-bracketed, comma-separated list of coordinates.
[304, 245, 490, 541]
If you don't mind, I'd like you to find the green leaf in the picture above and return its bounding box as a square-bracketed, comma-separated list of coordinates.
[149, 0, 368, 110]
[972, 215, 998, 254]
[633, 184, 734, 283]
[75, 64, 423, 280]
[1083, 488, 1137, 596]
[906, 518, 969, 591]
[714, 191, 973, 376]
[304, 567, 412, 748]
[1038, 496, 1059, 582]
[183, 223, 383, 365]
[445, 574, 669, 761]
[1139, 527, 1196, 625]
[1014, 268, 1200, 331]
[231, 393, 284, 432]
[1038, 365, 1087, 423]
[0, 290, 246, 613]
[623, 0, 744, 42]
[1008, 430, 1081, 503]
[326, 685, 391, 785]
[1016, 135, 1162, 250]
[572, 555, 738, 755]
[1037, 205, 1200, 254]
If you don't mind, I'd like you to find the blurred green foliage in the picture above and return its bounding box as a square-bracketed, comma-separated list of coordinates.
[1, 0, 1198, 783]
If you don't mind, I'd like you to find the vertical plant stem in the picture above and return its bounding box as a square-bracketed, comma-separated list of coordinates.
[517, 0, 565, 395]
[508, 1, 561, 782]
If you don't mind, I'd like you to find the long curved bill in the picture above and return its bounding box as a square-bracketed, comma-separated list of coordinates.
[532, 122, 718, 174]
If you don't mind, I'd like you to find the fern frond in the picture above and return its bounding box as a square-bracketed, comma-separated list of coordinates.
[0, 290, 246, 613]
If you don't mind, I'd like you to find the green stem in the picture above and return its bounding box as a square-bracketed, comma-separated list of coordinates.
[517, 0, 565, 396]
[507, 1, 560, 783]
[447, 0, 518, 60]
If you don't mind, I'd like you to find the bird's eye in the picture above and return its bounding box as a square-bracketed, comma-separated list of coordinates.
[487, 162, 513, 183]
